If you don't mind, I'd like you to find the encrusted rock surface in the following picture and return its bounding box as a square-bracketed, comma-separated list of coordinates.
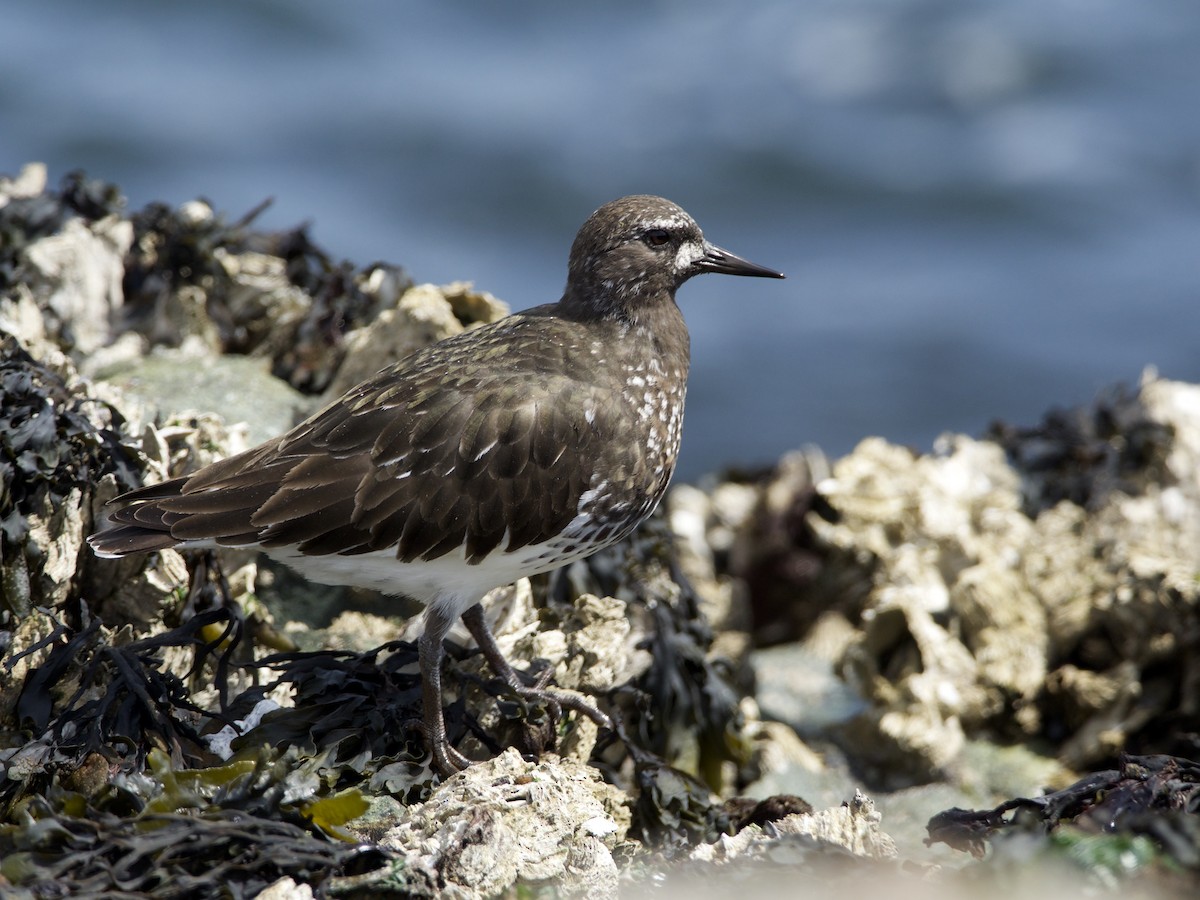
[804, 377, 1200, 783]
[324, 280, 507, 398]
[376, 748, 630, 897]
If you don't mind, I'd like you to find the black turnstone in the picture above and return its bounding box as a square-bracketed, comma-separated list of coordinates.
[89, 195, 784, 774]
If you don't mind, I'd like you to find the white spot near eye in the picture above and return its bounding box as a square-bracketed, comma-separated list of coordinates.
[674, 242, 703, 273]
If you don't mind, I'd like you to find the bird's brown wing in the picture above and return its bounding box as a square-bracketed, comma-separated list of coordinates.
[93, 316, 622, 563]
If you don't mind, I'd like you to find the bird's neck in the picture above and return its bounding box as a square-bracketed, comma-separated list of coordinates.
[559, 281, 676, 325]
[557, 286, 691, 378]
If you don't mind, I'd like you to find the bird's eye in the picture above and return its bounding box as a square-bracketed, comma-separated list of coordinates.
[644, 228, 671, 248]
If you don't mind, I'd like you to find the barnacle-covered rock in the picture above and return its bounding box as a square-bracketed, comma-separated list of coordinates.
[378, 748, 629, 898]
[1, 165, 130, 361]
[736, 373, 1200, 784]
[629, 790, 899, 894]
[324, 280, 508, 399]
[0, 336, 146, 618]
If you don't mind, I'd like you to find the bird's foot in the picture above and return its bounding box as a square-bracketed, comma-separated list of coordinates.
[461, 603, 612, 733]
[507, 679, 613, 732]
[429, 736, 471, 776]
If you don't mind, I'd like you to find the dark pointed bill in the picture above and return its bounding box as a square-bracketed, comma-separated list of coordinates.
[697, 242, 786, 279]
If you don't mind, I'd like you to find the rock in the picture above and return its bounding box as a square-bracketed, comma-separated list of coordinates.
[215, 246, 314, 360]
[255, 878, 313, 900]
[779, 790, 897, 859]
[95, 347, 309, 447]
[324, 610, 406, 652]
[323, 281, 508, 399]
[686, 789, 897, 865]
[737, 373, 1200, 783]
[378, 748, 629, 899]
[0, 161, 48, 206]
[667, 481, 755, 636]
[0, 609, 61, 723]
[21, 214, 133, 355]
[750, 639, 865, 738]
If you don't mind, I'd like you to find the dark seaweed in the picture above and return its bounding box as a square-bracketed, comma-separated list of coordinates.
[928, 753, 1200, 867]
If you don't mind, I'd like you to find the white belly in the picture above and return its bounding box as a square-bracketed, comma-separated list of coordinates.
[261, 534, 606, 620]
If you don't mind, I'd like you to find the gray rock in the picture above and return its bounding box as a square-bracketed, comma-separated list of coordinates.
[95, 348, 309, 447]
[751, 640, 865, 736]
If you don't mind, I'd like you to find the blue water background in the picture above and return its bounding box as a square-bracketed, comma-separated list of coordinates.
[4, 0, 1199, 480]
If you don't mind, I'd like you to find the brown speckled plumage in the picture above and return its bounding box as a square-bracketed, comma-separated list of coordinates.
[89, 195, 784, 774]
[94, 308, 687, 566]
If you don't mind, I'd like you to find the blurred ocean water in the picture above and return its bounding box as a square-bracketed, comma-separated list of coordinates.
[4, 0, 1199, 479]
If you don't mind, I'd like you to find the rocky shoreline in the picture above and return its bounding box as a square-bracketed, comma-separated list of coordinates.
[2, 163, 1199, 897]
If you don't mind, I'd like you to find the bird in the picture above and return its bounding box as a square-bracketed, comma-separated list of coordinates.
[89, 195, 785, 775]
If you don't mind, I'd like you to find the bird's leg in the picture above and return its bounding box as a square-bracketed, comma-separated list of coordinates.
[461, 602, 612, 731]
[419, 604, 470, 775]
